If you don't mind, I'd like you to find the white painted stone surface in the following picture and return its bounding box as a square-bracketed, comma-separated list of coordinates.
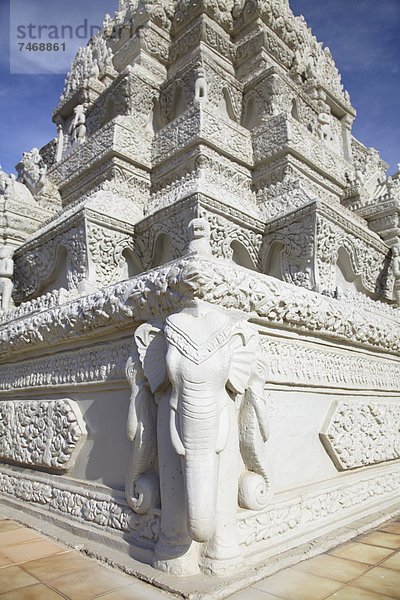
[1, 0, 400, 597]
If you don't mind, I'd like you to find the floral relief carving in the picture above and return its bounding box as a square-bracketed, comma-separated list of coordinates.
[1, 257, 400, 361]
[0, 399, 86, 470]
[238, 468, 400, 548]
[262, 337, 400, 392]
[0, 338, 130, 392]
[0, 468, 159, 542]
[13, 225, 87, 302]
[316, 215, 392, 298]
[87, 223, 137, 287]
[320, 401, 400, 471]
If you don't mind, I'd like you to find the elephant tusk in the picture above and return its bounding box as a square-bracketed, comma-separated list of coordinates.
[170, 407, 186, 456]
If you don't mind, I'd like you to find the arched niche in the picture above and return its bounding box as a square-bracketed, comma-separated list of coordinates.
[218, 88, 237, 121]
[291, 98, 300, 121]
[151, 233, 174, 268]
[147, 97, 163, 133]
[335, 246, 362, 293]
[230, 240, 257, 271]
[120, 248, 142, 280]
[36, 244, 69, 296]
[170, 85, 187, 122]
[264, 241, 285, 281]
[242, 95, 262, 130]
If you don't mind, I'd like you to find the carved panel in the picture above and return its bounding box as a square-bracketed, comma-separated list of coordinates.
[238, 468, 400, 548]
[0, 338, 130, 392]
[13, 222, 87, 302]
[0, 399, 86, 471]
[262, 337, 400, 392]
[87, 222, 137, 287]
[316, 215, 392, 298]
[320, 400, 400, 470]
[0, 469, 159, 544]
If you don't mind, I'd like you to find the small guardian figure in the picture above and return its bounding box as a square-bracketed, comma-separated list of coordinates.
[69, 105, 87, 144]
[392, 245, 400, 307]
[187, 217, 213, 257]
[0, 246, 14, 313]
[194, 67, 208, 103]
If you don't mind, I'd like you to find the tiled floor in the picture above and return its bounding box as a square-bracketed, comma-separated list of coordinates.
[0, 513, 399, 599]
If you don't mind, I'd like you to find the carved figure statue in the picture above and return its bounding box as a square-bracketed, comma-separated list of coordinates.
[17, 148, 47, 194]
[187, 217, 212, 257]
[194, 67, 208, 102]
[69, 105, 87, 144]
[392, 245, 400, 307]
[126, 304, 271, 575]
[355, 167, 365, 187]
[0, 246, 14, 313]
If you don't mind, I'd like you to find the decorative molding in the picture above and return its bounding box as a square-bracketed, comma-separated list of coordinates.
[1, 464, 399, 555]
[262, 337, 400, 391]
[320, 400, 400, 470]
[0, 399, 86, 470]
[0, 468, 159, 544]
[1, 258, 400, 359]
[0, 338, 130, 392]
[238, 467, 400, 548]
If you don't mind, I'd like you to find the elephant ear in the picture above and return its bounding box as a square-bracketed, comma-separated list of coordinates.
[134, 322, 167, 393]
[227, 323, 259, 395]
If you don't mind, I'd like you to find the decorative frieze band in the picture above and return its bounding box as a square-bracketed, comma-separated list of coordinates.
[0, 339, 130, 392]
[0, 399, 86, 470]
[320, 400, 400, 470]
[238, 468, 400, 548]
[263, 337, 400, 391]
[1, 465, 399, 554]
[1, 258, 400, 360]
[0, 469, 159, 544]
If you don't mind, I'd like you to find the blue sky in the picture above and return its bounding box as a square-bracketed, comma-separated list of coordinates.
[0, 0, 399, 174]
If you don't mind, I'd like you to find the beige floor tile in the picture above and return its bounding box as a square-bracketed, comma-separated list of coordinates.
[227, 586, 281, 600]
[48, 564, 132, 600]
[0, 522, 23, 534]
[20, 550, 94, 581]
[0, 565, 39, 594]
[0, 583, 67, 600]
[356, 531, 400, 550]
[352, 566, 400, 599]
[252, 567, 343, 600]
[293, 553, 371, 583]
[97, 581, 174, 599]
[380, 523, 400, 535]
[381, 553, 400, 571]
[328, 542, 394, 564]
[0, 529, 42, 548]
[2, 539, 67, 564]
[0, 551, 13, 569]
[326, 585, 396, 599]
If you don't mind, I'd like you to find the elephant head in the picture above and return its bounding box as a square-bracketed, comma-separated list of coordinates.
[127, 306, 271, 546]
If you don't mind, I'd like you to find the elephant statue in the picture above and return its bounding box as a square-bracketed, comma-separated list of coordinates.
[125, 302, 271, 576]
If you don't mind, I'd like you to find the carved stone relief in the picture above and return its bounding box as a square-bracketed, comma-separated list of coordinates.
[320, 400, 400, 471]
[316, 215, 392, 298]
[0, 399, 86, 471]
[0, 338, 130, 392]
[125, 306, 271, 575]
[1, 0, 399, 589]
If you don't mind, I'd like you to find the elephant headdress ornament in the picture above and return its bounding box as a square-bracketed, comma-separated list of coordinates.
[125, 304, 272, 576]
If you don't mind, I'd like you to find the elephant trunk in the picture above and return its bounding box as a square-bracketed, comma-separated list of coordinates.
[175, 391, 222, 543]
[184, 450, 218, 542]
